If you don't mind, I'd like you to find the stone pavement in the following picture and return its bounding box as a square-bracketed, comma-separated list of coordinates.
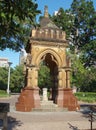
[0, 95, 96, 130]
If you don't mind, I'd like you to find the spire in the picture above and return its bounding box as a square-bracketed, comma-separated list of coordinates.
[44, 5, 49, 18]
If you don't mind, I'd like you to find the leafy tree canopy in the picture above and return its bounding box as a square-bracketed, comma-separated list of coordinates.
[70, 0, 96, 66]
[52, 0, 96, 67]
[0, 0, 40, 51]
[52, 8, 74, 37]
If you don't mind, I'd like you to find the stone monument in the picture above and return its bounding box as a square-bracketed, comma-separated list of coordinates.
[16, 6, 80, 112]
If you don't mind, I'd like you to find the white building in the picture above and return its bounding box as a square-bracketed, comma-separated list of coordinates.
[19, 49, 27, 65]
[54, 11, 58, 16]
[0, 58, 9, 67]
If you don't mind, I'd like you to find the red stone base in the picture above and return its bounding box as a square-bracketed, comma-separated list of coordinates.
[56, 88, 80, 111]
[16, 87, 40, 112]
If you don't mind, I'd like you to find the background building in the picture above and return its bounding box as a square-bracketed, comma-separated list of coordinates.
[0, 58, 9, 67]
[19, 49, 27, 65]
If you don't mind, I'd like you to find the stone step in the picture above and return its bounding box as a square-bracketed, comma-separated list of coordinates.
[32, 100, 68, 112]
[40, 100, 53, 104]
[41, 105, 58, 109]
[40, 101, 57, 108]
[41, 104, 58, 108]
[32, 107, 68, 112]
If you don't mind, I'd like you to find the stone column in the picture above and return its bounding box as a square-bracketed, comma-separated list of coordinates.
[58, 68, 63, 88]
[34, 67, 38, 87]
[51, 29, 54, 38]
[26, 67, 32, 87]
[61, 31, 66, 40]
[65, 69, 71, 88]
[56, 30, 59, 39]
[56, 68, 64, 107]
[45, 29, 48, 38]
[30, 66, 38, 88]
[56, 88, 64, 107]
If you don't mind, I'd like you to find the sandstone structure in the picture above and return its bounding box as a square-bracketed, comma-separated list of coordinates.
[16, 6, 79, 112]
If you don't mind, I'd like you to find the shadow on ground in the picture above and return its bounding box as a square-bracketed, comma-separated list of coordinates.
[0, 116, 23, 130]
[68, 122, 96, 130]
[80, 104, 96, 130]
[68, 122, 79, 130]
[67, 104, 96, 130]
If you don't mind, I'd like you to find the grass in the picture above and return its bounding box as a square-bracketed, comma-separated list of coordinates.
[0, 90, 96, 103]
[0, 90, 9, 97]
[75, 92, 96, 103]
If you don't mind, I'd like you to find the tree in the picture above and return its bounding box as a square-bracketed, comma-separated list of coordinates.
[0, 65, 24, 92]
[38, 64, 52, 92]
[0, 0, 40, 51]
[51, 0, 96, 92]
[68, 52, 96, 92]
[70, 54, 86, 88]
[52, 8, 74, 37]
[70, 0, 96, 67]
[80, 67, 96, 92]
[52, 0, 96, 67]
[10, 65, 24, 92]
[0, 67, 8, 90]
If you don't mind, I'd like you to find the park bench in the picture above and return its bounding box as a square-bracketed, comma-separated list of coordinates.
[0, 103, 9, 130]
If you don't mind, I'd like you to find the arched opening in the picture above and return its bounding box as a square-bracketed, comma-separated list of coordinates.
[38, 53, 58, 103]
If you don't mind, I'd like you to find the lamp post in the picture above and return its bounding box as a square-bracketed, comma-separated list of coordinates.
[7, 62, 12, 95]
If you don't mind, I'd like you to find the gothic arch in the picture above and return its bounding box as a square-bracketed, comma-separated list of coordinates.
[34, 49, 62, 67]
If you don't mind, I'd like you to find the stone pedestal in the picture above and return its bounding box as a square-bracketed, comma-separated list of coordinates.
[42, 88, 48, 101]
[56, 88, 80, 111]
[56, 88, 64, 107]
[63, 88, 80, 111]
[16, 87, 40, 112]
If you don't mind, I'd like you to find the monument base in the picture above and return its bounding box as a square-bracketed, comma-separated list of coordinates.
[56, 88, 80, 111]
[16, 87, 40, 112]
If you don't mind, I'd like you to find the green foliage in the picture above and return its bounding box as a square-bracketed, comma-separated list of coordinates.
[0, 90, 8, 97]
[10, 65, 24, 92]
[81, 40, 96, 67]
[0, 67, 9, 90]
[52, 8, 74, 37]
[38, 64, 52, 91]
[0, 0, 40, 51]
[75, 92, 96, 103]
[67, 51, 96, 92]
[70, 0, 96, 67]
[70, 54, 87, 88]
[0, 65, 24, 93]
[52, 0, 96, 92]
[80, 67, 96, 92]
[52, 0, 96, 67]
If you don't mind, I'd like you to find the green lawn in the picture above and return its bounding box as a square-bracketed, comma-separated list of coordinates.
[0, 90, 96, 103]
[75, 92, 96, 103]
[0, 90, 9, 97]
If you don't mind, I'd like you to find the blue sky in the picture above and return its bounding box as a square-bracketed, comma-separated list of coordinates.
[0, 0, 96, 67]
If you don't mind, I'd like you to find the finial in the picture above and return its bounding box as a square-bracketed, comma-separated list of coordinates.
[44, 5, 49, 18]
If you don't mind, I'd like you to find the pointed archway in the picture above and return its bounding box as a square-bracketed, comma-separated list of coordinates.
[38, 52, 59, 103]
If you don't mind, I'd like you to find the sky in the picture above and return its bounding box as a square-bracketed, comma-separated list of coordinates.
[0, 0, 96, 68]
